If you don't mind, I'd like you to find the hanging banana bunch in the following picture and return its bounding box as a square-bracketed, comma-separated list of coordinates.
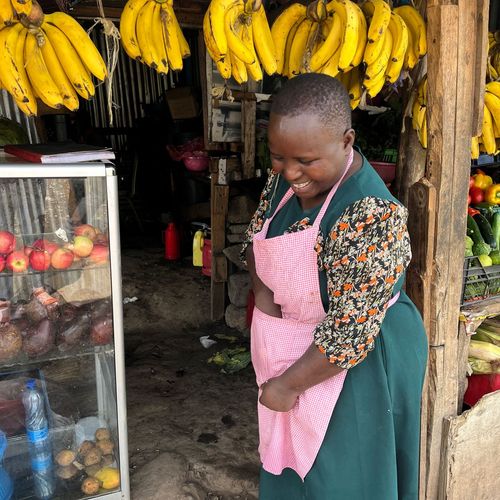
[487, 31, 500, 81]
[203, 0, 277, 84]
[120, 0, 190, 74]
[0, 0, 107, 116]
[411, 74, 427, 149]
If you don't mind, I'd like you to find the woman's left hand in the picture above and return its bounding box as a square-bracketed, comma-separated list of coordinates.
[259, 377, 300, 412]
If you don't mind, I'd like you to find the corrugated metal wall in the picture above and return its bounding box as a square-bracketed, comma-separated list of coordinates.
[0, 90, 39, 143]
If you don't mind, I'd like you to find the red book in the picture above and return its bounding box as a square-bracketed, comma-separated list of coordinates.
[3, 141, 115, 164]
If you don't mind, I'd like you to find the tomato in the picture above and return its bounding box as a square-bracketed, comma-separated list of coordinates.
[469, 186, 485, 204]
[470, 176, 475, 189]
[467, 194, 472, 205]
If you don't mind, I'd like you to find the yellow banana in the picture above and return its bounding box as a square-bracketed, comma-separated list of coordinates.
[171, 8, 190, 58]
[288, 17, 313, 77]
[364, 27, 392, 81]
[320, 42, 341, 78]
[44, 12, 107, 81]
[484, 91, 500, 135]
[216, 49, 232, 79]
[331, 0, 359, 71]
[418, 113, 427, 148]
[489, 58, 500, 81]
[306, 0, 327, 23]
[240, 22, 262, 81]
[283, 16, 303, 77]
[482, 104, 496, 154]
[41, 22, 95, 99]
[151, 2, 169, 74]
[252, 5, 276, 75]
[350, 0, 366, 67]
[208, 0, 240, 57]
[394, 5, 426, 58]
[39, 30, 79, 111]
[136, 0, 157, 68]
[163, 3, 183, 70]
[365, 69, 386, 98]
[0, 23, 37, 115]
[300, 21, 320, 72]
[204, 8, 224, 62]
[402, 25, 418, 70]
[119, 0, 149, 61]
[387, 12, 408, 64]
[471, 136, 480, 160]
[231, 52, 248, 84]
[0, 0, 16, 25]
[310, 10, 342, 71]
[362, 0, 391, 44]
[225, 2, 255, 65]
[486, 81, 500, 100]
[347, 66, 362, 109]
[412, 97, 425, 132]
[363, 24, 386, 66]
[271, 3, 306, 74]
[10, 0, 31, 17]
[24, 31, 63, 108]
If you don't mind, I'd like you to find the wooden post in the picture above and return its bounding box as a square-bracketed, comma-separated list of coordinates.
[241, 80, 259, 179]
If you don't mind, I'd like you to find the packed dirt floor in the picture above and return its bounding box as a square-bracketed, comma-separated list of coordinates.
[121, 248, 260, 500]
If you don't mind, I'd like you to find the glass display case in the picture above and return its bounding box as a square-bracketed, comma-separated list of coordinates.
[0, 152, 129, 499]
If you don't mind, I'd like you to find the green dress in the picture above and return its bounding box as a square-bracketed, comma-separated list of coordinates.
[244, 153, 428, 499]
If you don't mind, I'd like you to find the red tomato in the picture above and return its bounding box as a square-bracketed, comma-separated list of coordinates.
[469, 186, 485, 204]
[470, 176, 475, 189]
[468, 194, 472, 205]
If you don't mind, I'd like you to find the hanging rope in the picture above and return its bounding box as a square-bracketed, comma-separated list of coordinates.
[88, 0, 120, 126]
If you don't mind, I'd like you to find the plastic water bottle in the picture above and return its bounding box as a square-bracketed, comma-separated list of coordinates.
[0, 430, 13, 500]
[22, 380, 55, 499]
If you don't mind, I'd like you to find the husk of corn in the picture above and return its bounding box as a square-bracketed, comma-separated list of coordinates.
[468, 357, 500, 374]
[469, 339, 500, 362]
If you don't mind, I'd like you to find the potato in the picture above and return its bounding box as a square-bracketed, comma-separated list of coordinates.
[83, 447, 102, 467]
[55, 449, 76, 467]
[84, 464, 102, 477]
[96, 439, 114, 455]
[95, 428, 110, 441]
[81, 477, 101, 496]
[78, 440, 95, 457]
[56, 464, 78, 479]
[101, 454, 114, 467]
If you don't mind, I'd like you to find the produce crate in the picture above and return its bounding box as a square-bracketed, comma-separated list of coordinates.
[462, 256, 500, 305]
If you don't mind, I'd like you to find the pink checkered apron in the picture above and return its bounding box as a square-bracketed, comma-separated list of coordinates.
[251, 149, 399, 480]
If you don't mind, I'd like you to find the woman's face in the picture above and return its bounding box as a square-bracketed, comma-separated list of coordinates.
[268, 113, 354, 209]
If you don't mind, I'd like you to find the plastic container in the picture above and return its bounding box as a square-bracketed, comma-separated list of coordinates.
[22, 380, 55, 500]
[202, 239, 212, 277]
[370, 161, 396, 183]
[461, 256, 500, 305]
[0, 431, 13, 500]
[163, 222, 181, 261]
[183, 155, 209, 172]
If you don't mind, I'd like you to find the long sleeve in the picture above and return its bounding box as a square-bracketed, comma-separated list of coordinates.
[314, 197, 412, 369]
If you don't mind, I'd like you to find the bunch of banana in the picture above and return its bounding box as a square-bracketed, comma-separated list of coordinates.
[203, 0, 276, 83]
[411, 74, 427, 149]
[487, 31, 500, 81]
[0, 1, 107, 116]
[474, 81, 500, 157]
[120, 0, 190, 74]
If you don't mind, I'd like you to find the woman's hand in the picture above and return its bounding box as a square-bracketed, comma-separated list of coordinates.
[259, 377, 300, 412]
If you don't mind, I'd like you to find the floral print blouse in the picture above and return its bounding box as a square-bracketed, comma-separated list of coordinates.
[241, 170, 412, 369]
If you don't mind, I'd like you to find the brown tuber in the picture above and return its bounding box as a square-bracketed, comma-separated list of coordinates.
[83, 447, 102, 467]
[78, 440, 95, 458]
[81, 476, 101, 496]
[95, 428, 110, 441]
[55, 449, 76, 467]
[84, 464, 102, 477]
[56, 464, 78, 479]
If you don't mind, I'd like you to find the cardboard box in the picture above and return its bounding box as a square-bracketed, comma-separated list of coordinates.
[165, 87, 199, 120]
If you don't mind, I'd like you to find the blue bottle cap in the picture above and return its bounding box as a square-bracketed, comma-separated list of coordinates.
[0, 430, 6, 461]
[26, 379, 36, 390]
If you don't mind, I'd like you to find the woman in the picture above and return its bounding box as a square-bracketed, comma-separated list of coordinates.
[242, 73, 428, 499]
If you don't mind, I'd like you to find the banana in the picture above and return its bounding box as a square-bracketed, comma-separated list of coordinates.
[320, 42, 341, 78]
[489, 58, 500, 81]
[335, 0, 359, 71]
[151, 2, 169, 73]
[163, 3, 183, 70]
[41, 21, 95, 99]
[363, 25, 386, 66]
[347, 66, 362, 109]
[418, 113, 427, 148]
[482, 104, 497, 154]
[225, 2, 255, 65]
[231, 52, 248, 84]
[350, 0, 366, 67]
[204, 8, 224, 62]
[0, 23, 37, 115]
[394, 5, 426, 58]
[208, 0, 240, 57]
[287, 17, 313, 77]
[171, 8, 190, 58]
[252, 5, 277, 75]
[136, 0, 158, 68]
[362, 0, 391, 44]
[0, 0, 16, 25]
[44, 12, 107, 81]
[283, 16, 303, 77]
[471, 136, 480, 160]
[387, 12, 408, 64]
[271, 3, 306, 74]
[484, 91, 500, 134]
[412, 97, 425, 132]
[120, 0, 149, 61]
[39, 29, 79, 111]
[486, 81, 500, 99]
[309, 10, 342, 71]
[240, 21, 262, 81]
[306, 0, 327, 23]
[216, 48, 232, 78]
[10, 0, 31, 17]
[24, 31, 63, 108]
[365, 69, 386, 98]
[364, 27, 392, 81]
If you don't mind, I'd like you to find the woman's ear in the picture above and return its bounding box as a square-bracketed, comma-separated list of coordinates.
[343, 129, 355, 150]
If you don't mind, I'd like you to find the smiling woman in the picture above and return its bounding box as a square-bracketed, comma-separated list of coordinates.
[241, 74, 428, 500]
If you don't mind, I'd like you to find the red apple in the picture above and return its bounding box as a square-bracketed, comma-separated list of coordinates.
[0, 256, 5, 272]
[88, 244, 109, 265]
[32, 239, 59, 255]
[72, 236, 93, 258]
[29, 249, 51, 271]
[74, 224, 97, 241]
[51, 247, 74, 270]
[6, 251, 28, 273]
[24, 246, 33, 257]
[94, 233, 109, 245]
[0, 231, 16, 255]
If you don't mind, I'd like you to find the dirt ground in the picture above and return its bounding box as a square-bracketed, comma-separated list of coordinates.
[120, 248, 260, 500]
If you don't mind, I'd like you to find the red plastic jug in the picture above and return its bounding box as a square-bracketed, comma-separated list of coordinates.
[163, 222, 181, 260]
[202, 238, 211, 276]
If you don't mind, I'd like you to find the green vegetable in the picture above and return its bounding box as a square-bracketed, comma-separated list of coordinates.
[473, 213, 497, 249]
[490, 250, 500, 265]
[465, 248, 474, 257]
[478, 254, 493, 267]
[472, 202, 500, 221]
[473, 242, 492, 256]
[492, 212, 500, 249]
[465, 236, 474, 251]
[468, 215, 491, 255]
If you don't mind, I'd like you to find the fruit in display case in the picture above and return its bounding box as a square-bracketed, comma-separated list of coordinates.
[50, 247, 75, 270]
[88, 244, 110, 265]
[94, 467, 120, 490]
[0, 231, 15, 255]
[0, 256, 5, 272]
[31, 239, 59, 255]
[6, 250, 28, 272]
[29, 248, 51, 271]
[74, 224, 98, 241]
[81, 476, 100, 495]
[72, 236, 94, 258]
